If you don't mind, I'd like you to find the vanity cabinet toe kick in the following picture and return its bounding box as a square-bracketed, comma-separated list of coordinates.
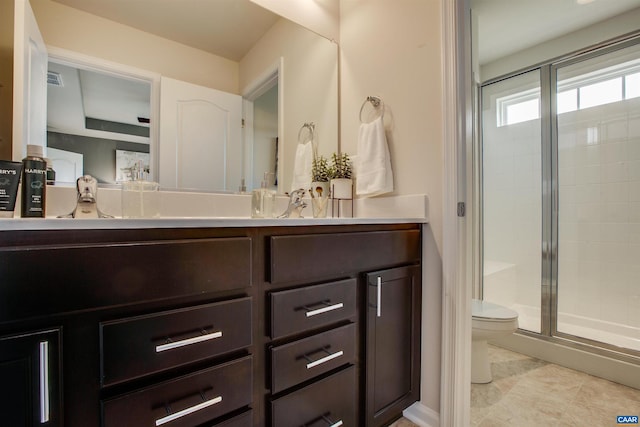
[0, 224, 422, 427]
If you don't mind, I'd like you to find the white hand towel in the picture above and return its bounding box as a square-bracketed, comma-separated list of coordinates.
[291, 141, 313, 192]
[356, 116, 393, 197]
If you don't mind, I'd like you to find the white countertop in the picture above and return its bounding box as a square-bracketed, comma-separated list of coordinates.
[0, 216, 426, 231]
[1, 190, 428, 231]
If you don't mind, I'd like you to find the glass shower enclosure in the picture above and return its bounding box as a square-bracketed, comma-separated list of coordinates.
[481, 38, 640, 357]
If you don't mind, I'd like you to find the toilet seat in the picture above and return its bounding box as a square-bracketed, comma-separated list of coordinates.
[472, 299, 518, 322]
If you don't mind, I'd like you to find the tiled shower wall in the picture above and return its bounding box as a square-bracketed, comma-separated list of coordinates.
[557, 99, 640, 333]
[482, 89, 542, 332]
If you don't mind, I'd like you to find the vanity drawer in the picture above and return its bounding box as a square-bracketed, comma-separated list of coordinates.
[0, 237, 252, 322]
[101, 298, 252, 386]
[269, 230, 420, 284]
[271, 365, 357, 427]
[271, 323, 356, 394]
[213, 410, 253, 427]
[270, 279, 356, 339]
[102, 356, 252, 427]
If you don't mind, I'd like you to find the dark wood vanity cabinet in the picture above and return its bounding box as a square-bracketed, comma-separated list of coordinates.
[266, 228, 422, 427]
[0, 329, 62, 427]
[365, 266, 422, 427]
[0, 223, 422, 427]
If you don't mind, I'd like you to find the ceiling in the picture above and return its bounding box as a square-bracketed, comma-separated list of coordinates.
[51, 0, 280, 62]
[472, 0, 640, 65]
[47, 62, 151, 144]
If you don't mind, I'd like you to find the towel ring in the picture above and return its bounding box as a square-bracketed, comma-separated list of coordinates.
[359, 96, 384, 123]
[297, 122, 315, 144]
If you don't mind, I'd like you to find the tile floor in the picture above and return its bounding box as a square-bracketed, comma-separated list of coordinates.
[389, 345, 640, 427]
[388, 418, 418, 427]
[472, 345, 640, 426]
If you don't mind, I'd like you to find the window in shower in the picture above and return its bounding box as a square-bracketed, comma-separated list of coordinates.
[480, 37, 640, 356]
[481, 69, 543, 334]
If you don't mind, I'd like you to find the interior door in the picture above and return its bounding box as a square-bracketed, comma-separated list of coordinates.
[159, 77, 242, 192]
[12, 0, 48, 161]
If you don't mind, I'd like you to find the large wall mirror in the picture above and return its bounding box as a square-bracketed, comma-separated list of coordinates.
[23, 0, 338, 193]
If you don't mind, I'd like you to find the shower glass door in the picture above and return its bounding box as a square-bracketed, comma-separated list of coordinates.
[554, 42, 640, 352]
[481, 38, 640, 356]
[481, 69, 543, 334]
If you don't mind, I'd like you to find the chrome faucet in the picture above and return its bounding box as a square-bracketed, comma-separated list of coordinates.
[59, 175, 113, 218]
[278, 188, 307, 218]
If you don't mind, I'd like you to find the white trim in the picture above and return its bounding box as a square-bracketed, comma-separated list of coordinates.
[241, 58, 284, 192]
[403, 401, 440, 427]
[441, 0, 472, 426]
[241, 59, 280, 100]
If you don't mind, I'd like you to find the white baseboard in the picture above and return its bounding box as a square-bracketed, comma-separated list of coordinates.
[403, 402, 440, 427]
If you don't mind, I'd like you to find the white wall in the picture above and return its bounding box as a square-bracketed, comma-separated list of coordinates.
[240, 18, 339, 193]
[30, 0, 239, 94]
[340, 0, 444, 415]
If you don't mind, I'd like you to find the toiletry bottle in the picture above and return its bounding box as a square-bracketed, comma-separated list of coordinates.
[21, 144, 47, 218]
[251, 172, 275, 218]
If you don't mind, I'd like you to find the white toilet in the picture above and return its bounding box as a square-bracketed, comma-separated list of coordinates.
[471, 299, 519, 383]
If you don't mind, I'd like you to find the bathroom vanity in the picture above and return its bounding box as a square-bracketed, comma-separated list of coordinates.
[0, 221, 422, 427]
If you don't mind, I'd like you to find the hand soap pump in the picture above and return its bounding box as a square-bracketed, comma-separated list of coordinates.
[251, 172, 275, 218]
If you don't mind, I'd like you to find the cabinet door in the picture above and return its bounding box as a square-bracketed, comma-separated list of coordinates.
[0, 329, 61, 426]
[365, 265, 421, 427]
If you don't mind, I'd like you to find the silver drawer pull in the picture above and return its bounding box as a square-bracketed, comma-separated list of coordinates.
[155, 331, 222, 353]
[305, 302, 344, 318]
[306, 350, 344, 369]
[376, 276, 382, 317]
[322, 414, 343, 427]
[39, 341, 50, 423]
[155, 395, 222, 426]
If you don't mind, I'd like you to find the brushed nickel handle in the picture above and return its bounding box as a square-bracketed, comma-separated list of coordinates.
[305, 302, 344, 318]
[322, 414, 343, 427]
[376, 276, 382, 317]
[155, 395, 222, 426]
[155, 330, 222, 353]
[305, 349, 344, 369]
[39, 341, 50, 423]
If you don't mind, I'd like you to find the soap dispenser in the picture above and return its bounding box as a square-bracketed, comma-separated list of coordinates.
[251, 172, 276, 218]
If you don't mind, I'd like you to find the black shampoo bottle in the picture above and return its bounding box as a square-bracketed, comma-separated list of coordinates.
[21, 144, 47, 217]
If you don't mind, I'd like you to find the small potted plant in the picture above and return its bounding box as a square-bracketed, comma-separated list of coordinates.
[329, 152, 353, 199]
[310, 155, 330, 217]
[310, 155, 331, 198]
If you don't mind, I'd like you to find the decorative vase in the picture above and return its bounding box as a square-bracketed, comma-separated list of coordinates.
[310, 181, 330, 199]
[330, 178, 353, 199]
[311, 196, 329, 218]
